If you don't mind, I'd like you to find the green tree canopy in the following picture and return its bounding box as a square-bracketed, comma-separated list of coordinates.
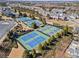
[63, 25, 69, 35]
[38, 44, 43, 51]
[42, 18, 46, 25]
[23, 50, 30, 58]
[43, 41, 48, 47]
[31, 49, 36, 58]
[31, 22, 38, 29]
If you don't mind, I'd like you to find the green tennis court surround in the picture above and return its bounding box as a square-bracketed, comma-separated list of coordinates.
[17, 31, 49, 50]
[37, 25, 62, 37]
[17, 25, 62, 50]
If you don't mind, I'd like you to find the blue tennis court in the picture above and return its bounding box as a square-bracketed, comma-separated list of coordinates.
[27, 39, 38, 48]
[17, 31, 49, 50]
[21, 32, 38, 41]
[35, 36, 45, 44]
[16, 17, 32, 22]
[26, 36, 45, 48]
[37, 25, 62, 37]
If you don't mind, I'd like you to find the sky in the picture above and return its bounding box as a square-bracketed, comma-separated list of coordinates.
[10, 0, 79, 1]
[0, 0, 79, 1]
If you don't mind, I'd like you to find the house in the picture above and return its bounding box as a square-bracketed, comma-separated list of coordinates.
[73, 26, 79, 34]
[2, 7, 17, 17]
[66, 40, 79, 58]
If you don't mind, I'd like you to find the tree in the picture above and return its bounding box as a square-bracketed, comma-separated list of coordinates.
[47, 14, 52, 19]
[0, 16, 2, 19]
[35, 11, 39, 15]
[0, 16, 2, 21]
[53, 22, 60, 27]
[52, 36, 55, 40]
[47, 14, 50, 18]
[39, 17, 42, 21]
[14, 9, 17, 13]
[23, 13, 27, 17]
[31, 15, 36, 20]
[56, 33, 60, 38]
[38, 44, 43, 53]
[29, 14, 32, 18]
[42, 18, 46, 25]
[18, 11, 22, 16]
[23, 50, 30, 58]
[44, 41, 48, 46]
[11, 14, 16, 18]
[47, 38, 52, 45]
[43, 41, 48, 48]
[31, 22, 38, 29]
[49, 8, 52, 12]
[8, 30, 13, 39]
[31, 49, 36, 58]
[8, 31, 18, 48]
[54, 33, 59, 39]
[63, 25, 69, 35]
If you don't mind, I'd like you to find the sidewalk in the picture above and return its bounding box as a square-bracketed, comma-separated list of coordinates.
[8, 43, 25, 58]
[55, 37, 72, 57]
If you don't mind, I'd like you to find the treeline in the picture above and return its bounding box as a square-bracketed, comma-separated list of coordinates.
[0, 2, 7, 6]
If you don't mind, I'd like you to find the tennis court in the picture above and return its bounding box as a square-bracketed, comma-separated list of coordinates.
[17, 31, 49, 50]
[16, 17, 32, 22]
[37, 25, 62, 37]
[24, 20, 34, 27]
[24, 20, 43, 27]
[16, 17, 43, 27]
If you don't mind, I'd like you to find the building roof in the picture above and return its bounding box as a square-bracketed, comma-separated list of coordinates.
[17, 30, 49, 50]
[0, 20, 16, 39]
[66, 40, 79, 57]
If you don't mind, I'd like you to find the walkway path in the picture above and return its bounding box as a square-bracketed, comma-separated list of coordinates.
[8, 43, 25, 58]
